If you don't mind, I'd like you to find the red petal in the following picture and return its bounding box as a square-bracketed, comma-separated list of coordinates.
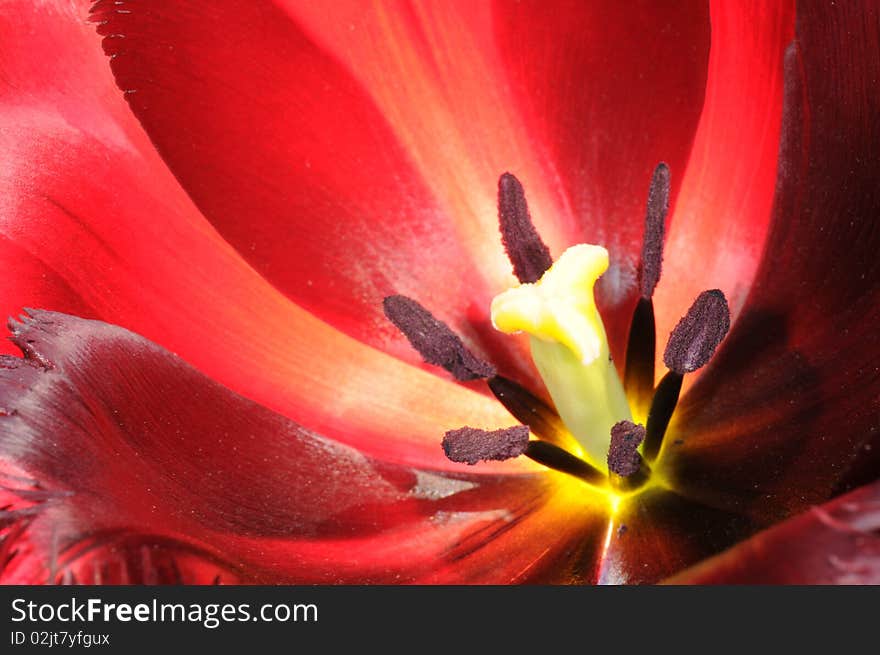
[89, 1, 712, 374]
[665, 2, 880, 521]
[653, 0, 795, 369]
[0, 2, 529, 471]
[1, 139, 517, 473]
[666, 479, 880, 584]
[88, 0, 541, 380]
[0, 311, 597, 584]
[492, 0, 711, 351]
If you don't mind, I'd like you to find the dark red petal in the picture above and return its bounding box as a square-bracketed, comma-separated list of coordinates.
[666, 480, 880, 584]
[592, 489, 754, 585]
[88, 0, 540, 382]
[666, 2, 880, 522]
[0, 311, 605, 584]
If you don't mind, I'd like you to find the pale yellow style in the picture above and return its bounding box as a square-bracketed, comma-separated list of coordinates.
[491, 244, 632, 467]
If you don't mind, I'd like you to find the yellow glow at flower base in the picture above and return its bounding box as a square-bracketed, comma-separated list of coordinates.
[491, 244, 632, 467]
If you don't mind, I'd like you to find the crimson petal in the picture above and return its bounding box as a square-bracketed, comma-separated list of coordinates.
[0, 1, 530, 471]
[0, 310, 600, 583]
[90, 1, 714, 378]
[592, 489, 754, 585]
[666, 2, 880, 523]
[492, 0, 710, 350]
[88, 0, 542, 381]
[666, 479, 880, 584]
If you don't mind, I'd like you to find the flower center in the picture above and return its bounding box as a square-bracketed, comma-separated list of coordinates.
[383, 164, 730, 493]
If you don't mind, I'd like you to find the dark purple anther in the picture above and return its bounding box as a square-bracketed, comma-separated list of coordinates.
[442, 425, 530, 465]
[607, 421, 647, 477]
[383, 295, 496, 381]
[663, 290, 731, 374]
[640, 162, 670, 300]
[498, 172, 553, 284]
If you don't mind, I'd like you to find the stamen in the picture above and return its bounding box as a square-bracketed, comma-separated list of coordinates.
[442, 425, 530, 465]
[441, 424, 605, 485]
[624, 296, 656, 410]
[383, 295, 496, 381]
[498, 173, 553, 283]
[523, 441, 605, 485]
[624, 163, 669, 407]
[607, 421, 646, 477]
[639, 162, 670, 300]
[643, 290, 731, 461]
[642, 370, 683, 461]
[663, 289, 731, 374]
[487, 375, 569, 446]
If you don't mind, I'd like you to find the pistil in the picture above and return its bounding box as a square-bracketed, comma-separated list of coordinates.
[491, 244, 632, 467]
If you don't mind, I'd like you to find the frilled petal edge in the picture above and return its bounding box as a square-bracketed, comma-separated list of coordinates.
[0, 310, 609, 584]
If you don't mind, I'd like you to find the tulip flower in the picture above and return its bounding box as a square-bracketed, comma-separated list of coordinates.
[0, 0, 878, 584]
